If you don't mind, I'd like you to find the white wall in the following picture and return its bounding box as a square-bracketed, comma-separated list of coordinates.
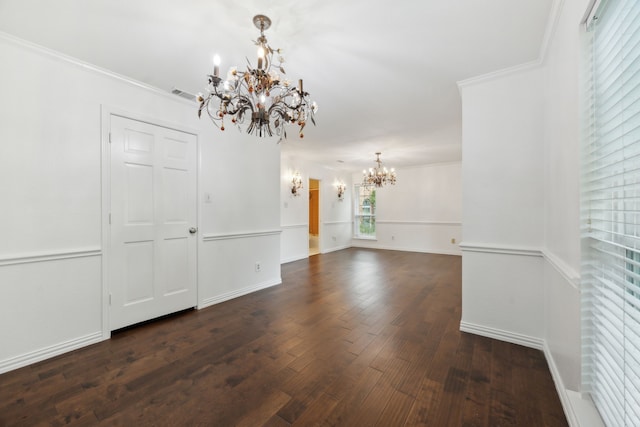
[0, 33, 282, 373]
[198, 125, 282, 308]
[460, 67, 545, 247]
[280, 155, 353, 263]
[459, 64, 545, 344]
[541, 0, 589, 407]
[351, 162, 462, 256]
[459, 0, 600, 425]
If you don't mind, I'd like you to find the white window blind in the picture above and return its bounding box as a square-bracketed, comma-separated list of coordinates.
[583, 0, 640, 425]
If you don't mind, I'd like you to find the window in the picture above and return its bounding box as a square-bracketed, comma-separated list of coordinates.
[626, 249, 640, 302]
[354, 184, 376, 238]
[582, 1, 640, 425]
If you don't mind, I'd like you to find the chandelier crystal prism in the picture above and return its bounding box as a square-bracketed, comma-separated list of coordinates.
[362, 152, 397, 187]
[197, 15, 317, 141]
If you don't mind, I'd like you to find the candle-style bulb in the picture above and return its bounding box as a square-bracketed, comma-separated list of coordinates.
[213, 54, 221, 77]
[257, 46, 265, 70]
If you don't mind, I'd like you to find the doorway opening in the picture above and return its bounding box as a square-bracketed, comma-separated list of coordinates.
[309, 178, 320, 256]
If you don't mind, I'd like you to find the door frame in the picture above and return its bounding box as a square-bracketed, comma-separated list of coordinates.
[308, 177, 322, 255]
[100, 105, 200, 339]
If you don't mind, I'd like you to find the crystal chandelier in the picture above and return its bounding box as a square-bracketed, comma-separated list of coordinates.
[197, 15, 317, 141]
[363, 152, 397, 187]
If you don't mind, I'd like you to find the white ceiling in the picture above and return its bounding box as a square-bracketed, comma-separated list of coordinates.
[0, 0, 553, 171]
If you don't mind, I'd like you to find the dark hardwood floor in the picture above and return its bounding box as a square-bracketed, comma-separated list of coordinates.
[0, 249, 568, 426]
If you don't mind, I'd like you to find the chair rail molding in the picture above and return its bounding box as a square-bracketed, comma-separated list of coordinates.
[376, 220, 462, 226]
[459, 242, 542, 257]
[460, 242, 581, 289]
[280, 224, 308, 230]
[0, 247, 102, 267]
[542, 249, 580, 290]
[202, 229, 282, 242]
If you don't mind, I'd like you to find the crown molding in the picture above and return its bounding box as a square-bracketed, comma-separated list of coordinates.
[457, 0, 565, 91]
[0, 30, 194, 107]
[538, 0, 566, 65]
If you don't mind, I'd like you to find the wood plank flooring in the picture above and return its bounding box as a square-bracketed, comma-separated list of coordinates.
[0, 249, 568, 426]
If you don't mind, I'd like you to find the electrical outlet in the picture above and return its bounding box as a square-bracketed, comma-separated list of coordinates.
[255, 262, 261, 272]
[451, 238, 456, 244]
[392, 235, 395, 241]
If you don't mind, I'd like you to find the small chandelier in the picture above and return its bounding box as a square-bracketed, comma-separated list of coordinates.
[363, 152, 397, 187]
[197, 15, 317, 141]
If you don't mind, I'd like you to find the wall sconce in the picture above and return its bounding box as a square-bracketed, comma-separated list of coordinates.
[291, 171, 303, 196]
[336, 180, 346, 201]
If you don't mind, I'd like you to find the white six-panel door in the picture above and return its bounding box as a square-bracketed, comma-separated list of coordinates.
[109, 115, 197, 330]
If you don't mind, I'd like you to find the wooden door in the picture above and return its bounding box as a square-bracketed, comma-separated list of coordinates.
[309, 189, 319, 235]
[109, 115, 197, 330]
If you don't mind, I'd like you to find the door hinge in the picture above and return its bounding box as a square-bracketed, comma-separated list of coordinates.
[109, 293, 112, 305]
[108, 132, 112, 143]
[109, 213, 111, 224]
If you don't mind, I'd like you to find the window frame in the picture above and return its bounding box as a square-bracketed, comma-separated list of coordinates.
[581, 1, 640, 425]
[353, 184, 376, 239]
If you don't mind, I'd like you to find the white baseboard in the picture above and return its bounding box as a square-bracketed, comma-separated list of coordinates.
[459, 321, 544, 349]
[198, 278, 282, 309]
[543, 340, 604, 427]
[351, 242, 461, 256]
[0, 331, 105, 374]
[564, 390, 605, 427]
[543, 342, 580, 427]
[281, 253, 309, 264]
[461, 320, 605, 427]
[321, 244, 351, 254]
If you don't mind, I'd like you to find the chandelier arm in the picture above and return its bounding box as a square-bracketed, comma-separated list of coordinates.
[202, 101, 222, 129]
[268, 104, 290, 117]
[268, 110, 288, 131]
[203, 96, 222, 119]
[224, 96, 254, 117]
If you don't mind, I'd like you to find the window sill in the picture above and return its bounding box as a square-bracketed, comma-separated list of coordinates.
[353, 237, 377, 241]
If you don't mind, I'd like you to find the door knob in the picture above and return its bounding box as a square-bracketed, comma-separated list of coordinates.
[189, 227, 197, 234]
